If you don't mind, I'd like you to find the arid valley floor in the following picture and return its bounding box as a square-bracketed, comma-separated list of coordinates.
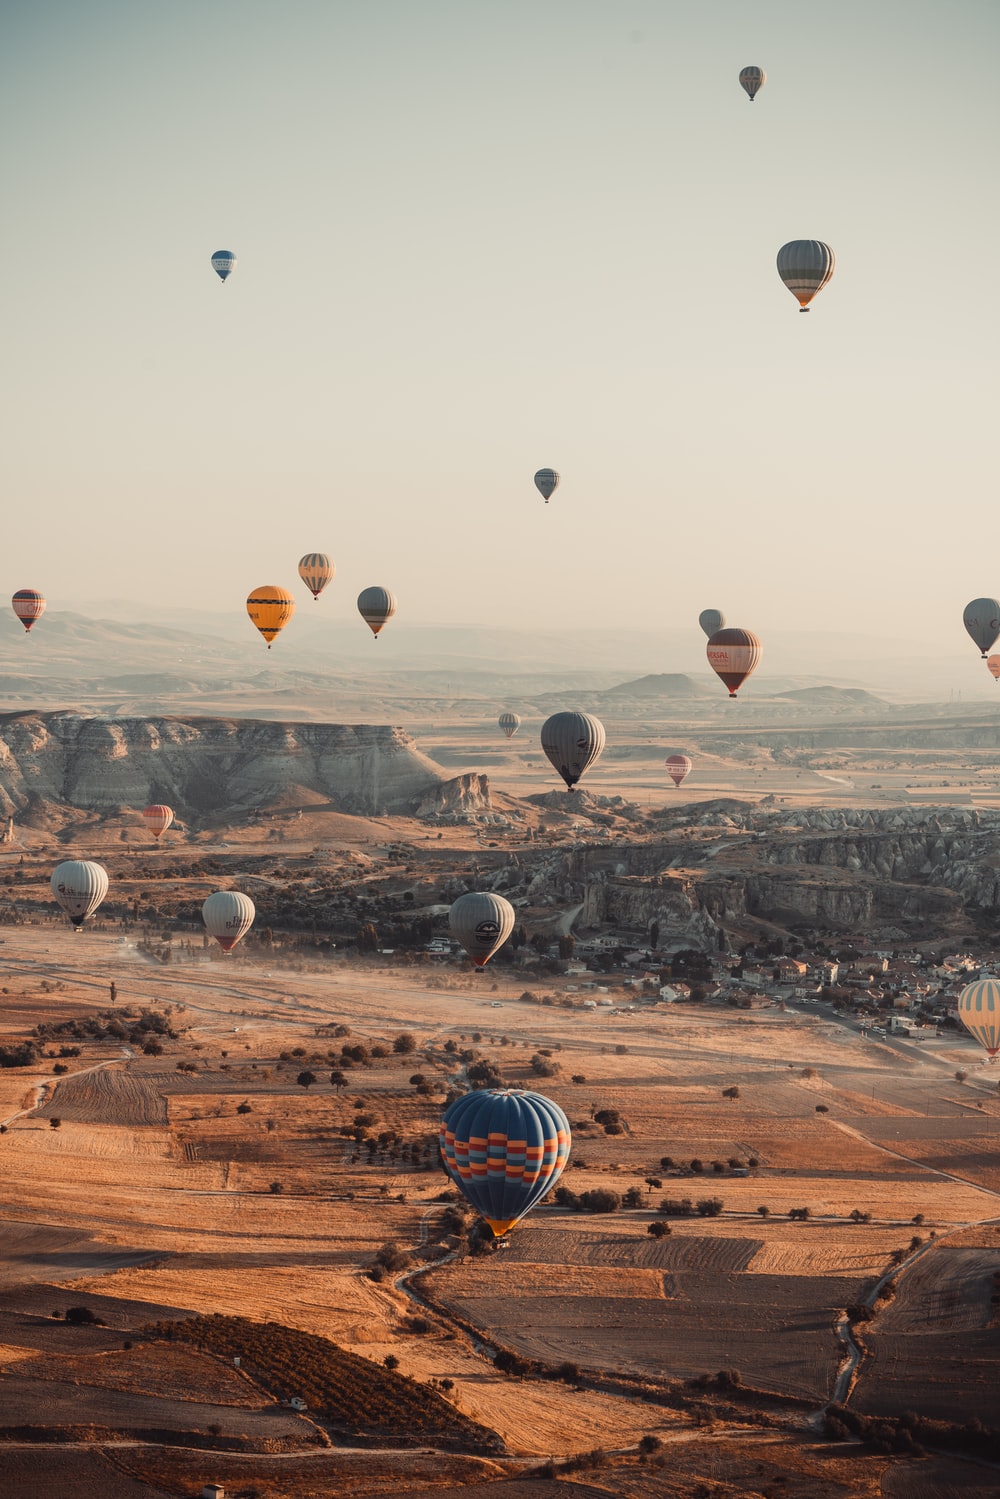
[2, 797, 1000, 1496]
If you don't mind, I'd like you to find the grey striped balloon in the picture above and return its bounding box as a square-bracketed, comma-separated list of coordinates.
[776, 241, 835, 311]
[739, 65, 766, 100]
[540, 711, 606, 791]
[357, 586, 397, 637]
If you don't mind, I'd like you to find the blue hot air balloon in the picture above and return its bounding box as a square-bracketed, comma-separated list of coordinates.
[440, 1088, 571, 1236]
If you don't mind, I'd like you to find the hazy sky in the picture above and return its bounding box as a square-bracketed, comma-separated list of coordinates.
[3, 1, 998, 667]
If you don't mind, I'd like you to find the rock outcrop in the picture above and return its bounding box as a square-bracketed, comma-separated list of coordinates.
[0, 713, 448, 819]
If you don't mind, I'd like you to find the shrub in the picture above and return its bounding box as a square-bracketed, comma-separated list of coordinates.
[658, 1197, 694, 1217]
[696, 1197, 724, 1217]
[65, 1306, 104, 1326]
[721, 1086, 740, 1101]
[296, 1070, 317, 1089]
[393, 1033, 417, 1054]
[647, 1221, 672, 1238]
[689, 1158, 704, 1174]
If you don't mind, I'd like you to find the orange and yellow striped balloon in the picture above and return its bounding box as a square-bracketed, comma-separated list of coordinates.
[246, 585, 295, 648]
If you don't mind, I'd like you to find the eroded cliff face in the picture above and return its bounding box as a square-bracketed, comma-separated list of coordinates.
[0, 713, 447, 818]
[480, 805, 997, 947]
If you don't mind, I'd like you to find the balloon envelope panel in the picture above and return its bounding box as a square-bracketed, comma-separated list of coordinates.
[440, 1089, 571, 1234]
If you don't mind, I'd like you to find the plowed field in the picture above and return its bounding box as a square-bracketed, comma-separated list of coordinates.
[36, 1065, 167, 1125]
[853, 1244, 1000, 1425]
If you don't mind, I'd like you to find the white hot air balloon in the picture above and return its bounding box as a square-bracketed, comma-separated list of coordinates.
[51, 861, 109, 928]
[202, 891, 256, 952]
[449, 892, 516, 968]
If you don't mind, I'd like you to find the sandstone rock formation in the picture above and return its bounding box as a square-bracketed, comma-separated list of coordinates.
[0, 713, 447, 820]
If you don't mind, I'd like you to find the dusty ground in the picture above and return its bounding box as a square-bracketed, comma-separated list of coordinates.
[0, 919, 997, 1495]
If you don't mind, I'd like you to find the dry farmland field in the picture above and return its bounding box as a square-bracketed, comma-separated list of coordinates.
[0, 919, 999, 1497]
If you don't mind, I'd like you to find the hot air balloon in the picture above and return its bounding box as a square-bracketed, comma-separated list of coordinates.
[202, 891, 256, 952]
[298, 553, 334, 600]
[956, 979, 1000, 1061]
[12, 590, 45, 632]
[987, 656, 1000, 682]
[357, 586, 396, 638]
[698, 608, 725, 639]
[51, 860, 109, 928]
[707, 628, 762, 698]
[142, 804, 174, 839]
[246, 585, 295, 648]
[449, 892, 516, 968]
[963, 599, 1000, 659]
[540, 711, 606, 791]
[776, 241, 836, 311]
[534, 468, 560, 504]
[666, 754, 692, 787]
[499, 711, 520, 739]
[739, 65, 766, 100]
[440, 1088, 571, 1236]
[211, 250, 236, 282]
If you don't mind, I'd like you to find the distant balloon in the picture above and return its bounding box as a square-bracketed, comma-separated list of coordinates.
[211, 250, 236, 282]
[534, 468, 560, 504]
[698, 608, 725, 639]
[540, 711, 606, 791]
[440, 1088, 571, 1236]
[963, 599, 1000, 659]
[12, 589, 45, 632]
[499, 711, 521, 739]
[202, 891, 256, 952]
[776, 240, 836, 311]
[956, 979, 1000, 1061]
[449, 892, 516, 968]
[51, 860, 109, 928]
[707, 628, 762, 698]
[246, 585, 295, 648]
[142, 804, 174, 839]
[987, 656, 1000, 682]
[357, 586, 396, 638]
[739, 65, 766, 100]
[665, 754, 692, 787]
[298, 553, 335, 600]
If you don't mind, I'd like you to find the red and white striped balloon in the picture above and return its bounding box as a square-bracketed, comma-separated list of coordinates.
[12, 589, 45, 632]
